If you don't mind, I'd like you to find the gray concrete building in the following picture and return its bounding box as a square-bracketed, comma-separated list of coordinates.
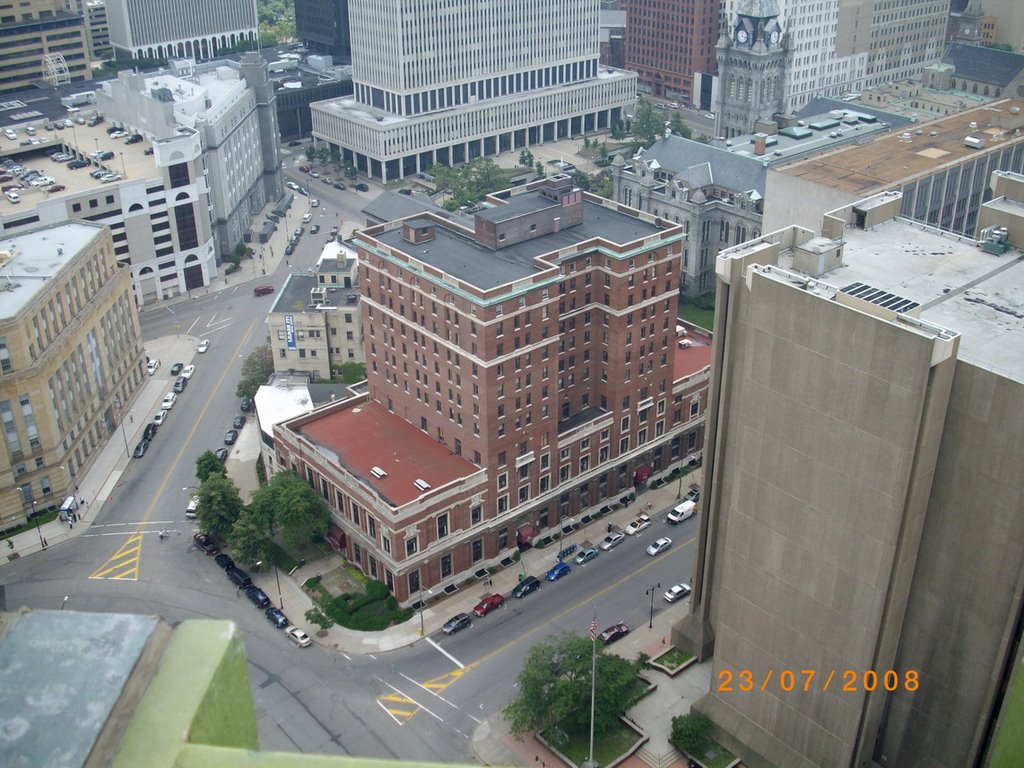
[310, 0, 636, 182]
[104, 0, 258, 60]
[267, 242, 364, 381]
[679, 182, 1024, 766]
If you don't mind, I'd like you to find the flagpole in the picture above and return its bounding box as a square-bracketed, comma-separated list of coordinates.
[584, 613, 598, 768]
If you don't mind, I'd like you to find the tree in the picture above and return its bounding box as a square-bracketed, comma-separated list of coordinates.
[599, 143, 609, 164]
[305, 146, 316, 161]
[669, 113, 692, 139]
[633, 100, 664, 147]
[196, 450, 225, 483]
[257, 471, 329, 548]
[610, 121, 625, 140]
[589, 171, 614, 200]
[503, 632, 645, 740]
[305, 604, 335, 633]
[236, 345, 274, 400]
[196, 473, 245, 539]
[671, 712, 713, 756]
[518, 149, 534, 168]
[228, 509, 268, 565]
[535, 161, 544, 178]
[570, 170, 591, 191]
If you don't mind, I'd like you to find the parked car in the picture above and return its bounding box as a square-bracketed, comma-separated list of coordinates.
[663, 583, 692, 603]
[240, 397, 252, 412]
[298, 187, 308, 196]
[253, 285, 275, 296]
[180, 364, 195, 379]
[144, 147, 154, 155]
[214, 553, 234, 570]
[646, 537, 673, 557]
[355, 183, 369, 191]
[512, 575, 542, 598]
[624, 514, 652, 535]
[67, 159, 88, 170]
[285, 626, 312, 647]
[310, 198, 320, 207]
[599, 531, 625, 550]
[226, 566, 252, 588]
[224, 429, 238, 445]
[473, 593, 505, 617]
[147, 358, 160, 375]
[599, 623, 630, 645]
[197, 339, 210, 353]
[132, 438, 150, 458]
[310, 224, 320, 234]
[215, 447, 229, 462]
[287, 140, 302, 147]
[302, 212, 312, 223]
[245, 586, 271, 609]
[573, 547, 599, 565]
[193, 532, 219, 555]
[142, 422, 158, 441]
[172, 376, 187, 393]
[232, 414, 247, 429]
[286, 180, 300, 191]
[309, 170, 319, 178]
[161, 392, 177, 409]
[298, 165, 310, 173]
[169, 362, 183, 375]
[685, 486, 701, 503]
[153, 409, 168, 426]
[47, 184, 65, 193]
[668, 501, 696, 524]
[185, 495, 199, 520]
[333, 182, 346, 190]
[265, 606, 290, 628]
[545, 561, 571, 581]
[125, 134, 143, 144]
[442, 612, 472, 635]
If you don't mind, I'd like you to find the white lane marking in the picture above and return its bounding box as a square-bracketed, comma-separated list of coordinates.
[425, 636, 465, 670]
[341, 653, 351, 660]
[186, 317, 200, 335]
[399, 673, 481, 724]
[376, 700, 403, 726]
[375, 678, 443, 722]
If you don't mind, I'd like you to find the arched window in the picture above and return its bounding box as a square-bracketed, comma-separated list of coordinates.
[128, 203, 144, 212]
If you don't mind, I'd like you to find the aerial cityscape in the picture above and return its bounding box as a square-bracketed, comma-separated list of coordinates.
[0, 1, 1022, 767]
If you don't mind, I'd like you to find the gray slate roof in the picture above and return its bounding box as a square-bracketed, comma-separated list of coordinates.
[361, 191, 444, 224]
[637, 135, 767, 195]
[942, 42, 1024, 88]
[795, 97, 915, 130]
[737, 0, 780, 19]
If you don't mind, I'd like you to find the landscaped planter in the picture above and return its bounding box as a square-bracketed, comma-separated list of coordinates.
[648, 646, 697, 677]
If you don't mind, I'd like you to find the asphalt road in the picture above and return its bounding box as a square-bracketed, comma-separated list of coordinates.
[0, 151, 699, 760]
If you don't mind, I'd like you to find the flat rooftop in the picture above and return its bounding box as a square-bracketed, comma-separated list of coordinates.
[1, 120, 160, 218]
[783, 218, 1024, 382]
[271, 273, 317, 313]
[0, 221, 103, 318]
[370, 198, 665, 291]
[775, 99, 1024, 195]
[254, 375, 315, 439]
[297, 400, 479, 508]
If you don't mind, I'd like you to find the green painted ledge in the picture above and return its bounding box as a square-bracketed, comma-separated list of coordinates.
[113, 620, 259, 768]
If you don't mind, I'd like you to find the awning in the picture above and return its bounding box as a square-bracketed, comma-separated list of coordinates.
[516, 524, 537, 545]
[634, 464, 653, 483]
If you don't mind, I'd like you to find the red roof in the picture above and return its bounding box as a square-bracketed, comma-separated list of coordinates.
[672, 340, 713, 381]
[298, 401, 480, 507]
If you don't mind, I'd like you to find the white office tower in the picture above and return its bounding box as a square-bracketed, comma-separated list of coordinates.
[719, 0, 948, 115]
[312, 0, 636, 181]
[105, 0, 258, 60]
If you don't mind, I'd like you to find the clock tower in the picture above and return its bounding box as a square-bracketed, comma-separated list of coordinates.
[715, 0, 792, 139]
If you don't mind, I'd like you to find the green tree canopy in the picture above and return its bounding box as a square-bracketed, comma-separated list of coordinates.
[669, 112, 692, 139]
[503, 632, 646, 740]
[196, 473, 245, 539]
[633, 100, 664, 147]
[196, 450, 225, 483]
[228, 508, 269, 565]
[235, 345, 274, 400]
[671, 712, 713, 755]
[305, 604, 335, 632]
[257, 471, 329, 548]
[518, 149, 534, 168]
[429, 158, 505, 205]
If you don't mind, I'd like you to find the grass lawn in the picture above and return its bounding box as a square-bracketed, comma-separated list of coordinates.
[987, 660, 1024, 766]
[653, 646, 693, 669]
[678, 303, 714, 331]
[1, 508, 60, 543]
[688, 740, 736, 768]
[556, 720, 639, 766]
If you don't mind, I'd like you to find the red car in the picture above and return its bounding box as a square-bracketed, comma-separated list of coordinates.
[298, 165, 310, 173]
[193, 532, 219, 555]
[473, 593, 505, 617]
[47, 184, 65, 193]
[599, 623, 630, 645]
[2, 183, 23, 192]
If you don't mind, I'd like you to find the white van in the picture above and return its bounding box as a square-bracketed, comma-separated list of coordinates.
[668, 500, 696, 524]
[60, 496, 79, 515]
[5, 191, 20, 203]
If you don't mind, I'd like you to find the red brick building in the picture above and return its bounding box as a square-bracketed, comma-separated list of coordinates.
[274, 177, 710, 602]
[625, 0, 719, 105]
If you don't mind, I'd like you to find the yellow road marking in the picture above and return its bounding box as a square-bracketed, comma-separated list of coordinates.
[89, 321, 258, 578]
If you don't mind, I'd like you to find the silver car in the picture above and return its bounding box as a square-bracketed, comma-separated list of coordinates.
[599, 531, 625, 551]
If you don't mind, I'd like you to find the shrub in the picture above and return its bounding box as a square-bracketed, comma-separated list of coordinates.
[670, 712, 712, 755]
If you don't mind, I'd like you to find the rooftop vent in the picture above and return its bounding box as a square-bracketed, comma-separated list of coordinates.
[370, 466, 387, 479]
[413, 478, 431, 492]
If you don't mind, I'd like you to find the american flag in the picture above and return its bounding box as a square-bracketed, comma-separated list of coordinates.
[590, 615, 597, 641]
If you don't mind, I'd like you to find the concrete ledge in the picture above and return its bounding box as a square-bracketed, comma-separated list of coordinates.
[647, 646, 698, 678]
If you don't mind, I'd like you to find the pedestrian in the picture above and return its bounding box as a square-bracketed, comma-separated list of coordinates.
[79, 497, 86, 507]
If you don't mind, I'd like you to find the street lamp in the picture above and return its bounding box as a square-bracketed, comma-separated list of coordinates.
[645, 582, 662, 629]
[61, 595, 69, 611]
[30, 499, 45, 549]
[417, 561, 432, 637]
[113, 396, 131, 457]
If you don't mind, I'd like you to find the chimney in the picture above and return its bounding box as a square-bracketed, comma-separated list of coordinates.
[753, 133, 767, 156]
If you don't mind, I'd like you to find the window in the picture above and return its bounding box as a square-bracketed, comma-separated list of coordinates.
[382, 533, 391, 554]
[440, 554, 452, 578]
[368, 516, 376, 538]
[471, 505, 482, 525]
[405, 536, 418, 556]
[168, 162, 190, 188]
[472, 539, 483, 563]
[0, 338, 11, 373]
[437, 513, 449, 539]
[409, 570, 420, 595]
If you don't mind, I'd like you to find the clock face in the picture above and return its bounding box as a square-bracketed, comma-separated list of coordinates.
[770, 29, 780, 45]
[737, 28, 749, 44]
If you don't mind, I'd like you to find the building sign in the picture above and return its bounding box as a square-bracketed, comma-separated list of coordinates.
[285, 315, 296, 350]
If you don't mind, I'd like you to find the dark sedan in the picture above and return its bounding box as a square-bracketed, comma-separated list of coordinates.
[245, 586, 271, 609]
[442, 613, 472, 635]
[224, 429, 238, 445]
[599, 623, 630, 645]
[132, 438, 150, 458]
[232, 414, 246, 429]
[215, 447, 229, 462]
[512, 575, 542, 598]
[214, 553, 235, 570]
[169, 362, 184, 375]
[265, 606, 289, 628]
